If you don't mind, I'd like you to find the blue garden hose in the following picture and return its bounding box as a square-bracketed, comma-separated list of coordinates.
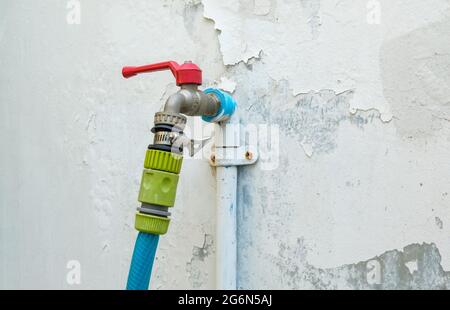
[126, 232, 160, 290]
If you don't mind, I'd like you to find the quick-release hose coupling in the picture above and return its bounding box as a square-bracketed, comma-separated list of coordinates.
[134, 149, 183, 235]
[122, 60, 237, 235]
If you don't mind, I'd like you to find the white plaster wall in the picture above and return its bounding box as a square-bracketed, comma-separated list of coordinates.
[1, 0, 450, 289]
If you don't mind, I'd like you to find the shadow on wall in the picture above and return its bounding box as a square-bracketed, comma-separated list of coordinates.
[381, 18, 450, 140]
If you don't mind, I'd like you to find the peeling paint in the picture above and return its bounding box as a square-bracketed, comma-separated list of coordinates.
[381, 17, 450, 140]
[3, 0, 450, 290]
[234, 74, 387, 156]
[217, 77, 237, 93]
[203, 0, 265, 65]
[270, 239, 450, 290]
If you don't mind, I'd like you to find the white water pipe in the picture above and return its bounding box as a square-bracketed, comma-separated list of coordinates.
[215, 165, 237, 290]
[213, 115, 240, 290]
[212, 110, 258, 290]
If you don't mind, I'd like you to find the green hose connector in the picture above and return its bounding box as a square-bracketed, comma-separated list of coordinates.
[144, 149, 183, 174]
[135, 213, 170, 235]
[135, 149, 183, 235]
[138, 169, 179, 207]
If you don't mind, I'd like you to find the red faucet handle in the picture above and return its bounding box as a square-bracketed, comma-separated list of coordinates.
[122, 61, 202, 86]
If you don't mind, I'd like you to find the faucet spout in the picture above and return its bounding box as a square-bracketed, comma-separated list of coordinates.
[163, 92, 185, 114]
[163, 84, 221, 117]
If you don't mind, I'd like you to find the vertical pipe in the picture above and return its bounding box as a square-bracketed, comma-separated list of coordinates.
[214, 113, 239, 290]
[216, 166, 237, 290]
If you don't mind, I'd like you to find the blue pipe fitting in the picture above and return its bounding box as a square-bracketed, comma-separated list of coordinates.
[202, 88, 237, 123]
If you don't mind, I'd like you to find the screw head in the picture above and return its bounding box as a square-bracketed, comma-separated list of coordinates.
[210, 154, 216, 164]
[245, 151, 253, 161]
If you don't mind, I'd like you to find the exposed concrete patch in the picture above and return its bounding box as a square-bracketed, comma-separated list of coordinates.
[236, 74, 387, 156]
[186, 234, 214, 288]
[217, 55, 392, 157]
[381, 18, 450, 140]
[273, 239, 450, 289]
[405, 260, 418, 275]
[350, 108, 392, 124]
[287, 89, 356, 156]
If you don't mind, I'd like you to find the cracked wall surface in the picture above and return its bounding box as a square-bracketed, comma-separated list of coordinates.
[1, 0, 450, 289]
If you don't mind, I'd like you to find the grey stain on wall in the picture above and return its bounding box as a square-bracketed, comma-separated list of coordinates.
[235, 74, 385, 157]
[273, 239, 450, 290]
[435, 217, 444, 230]
[186, 234, 214, 288]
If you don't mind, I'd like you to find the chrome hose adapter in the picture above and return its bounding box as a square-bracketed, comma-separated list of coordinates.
[122, 60, 236, 235]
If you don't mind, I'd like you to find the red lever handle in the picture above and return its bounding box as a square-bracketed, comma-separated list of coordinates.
[122, 61, 202, 86]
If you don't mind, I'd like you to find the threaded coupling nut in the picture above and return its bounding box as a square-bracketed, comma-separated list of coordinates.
[154, 112, 187, 130]
[144, 149, 183, 174]
[135, 213, 170, 235]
